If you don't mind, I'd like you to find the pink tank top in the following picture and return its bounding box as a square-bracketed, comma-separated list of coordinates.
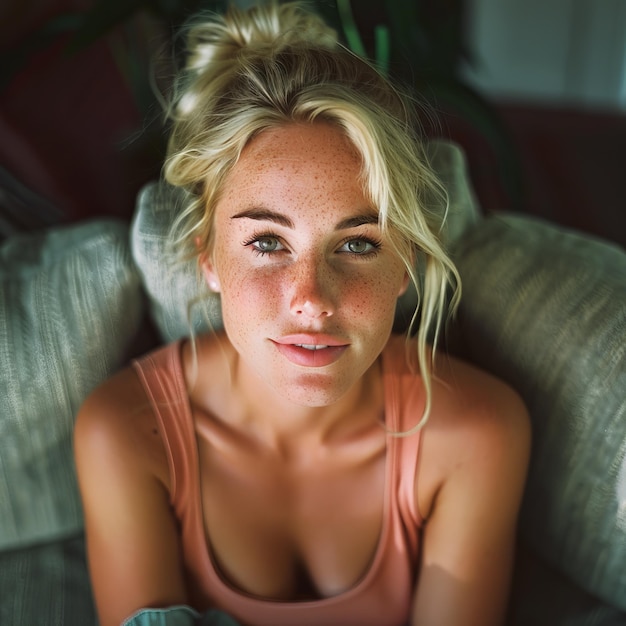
[133, 334, 424, 626]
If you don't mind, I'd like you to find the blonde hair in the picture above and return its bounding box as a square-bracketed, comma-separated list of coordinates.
[164, 1, 461, 434]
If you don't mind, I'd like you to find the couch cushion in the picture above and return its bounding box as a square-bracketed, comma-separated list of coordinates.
[0, 534, 97, 626]
[507, 545, 626, 626]
[131, 139, 480, 342]
[450, 214, 626, 610]
[0, 220, 144, 549]
[131, 182, 220, 343]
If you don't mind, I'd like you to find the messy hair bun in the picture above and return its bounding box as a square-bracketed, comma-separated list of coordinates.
[171, 2, 338, 118]
[185, 1, 337, 70]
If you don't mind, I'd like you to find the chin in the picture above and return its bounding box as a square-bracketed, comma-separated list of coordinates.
[284, 391, 341, 408]
[272, 375, 356, 408]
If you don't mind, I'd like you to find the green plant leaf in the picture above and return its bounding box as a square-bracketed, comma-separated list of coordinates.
[336, 0, 366, 57]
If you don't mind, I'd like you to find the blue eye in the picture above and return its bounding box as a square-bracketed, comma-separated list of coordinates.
[255, 237, 280, 252]
[339, 237, 381, 256]
[346, 239, 372, 253]
[243, 234, 284, 256]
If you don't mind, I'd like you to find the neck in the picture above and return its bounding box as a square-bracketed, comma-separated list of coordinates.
[233, 354, 384, 451]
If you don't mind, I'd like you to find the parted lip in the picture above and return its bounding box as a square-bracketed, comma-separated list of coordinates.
[272, 334, 350, 347]
[270, 336, 349, 368]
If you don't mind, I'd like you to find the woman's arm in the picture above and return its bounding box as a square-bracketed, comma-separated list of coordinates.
[74, 369, 188, 626]
[411, 376, 531, 626]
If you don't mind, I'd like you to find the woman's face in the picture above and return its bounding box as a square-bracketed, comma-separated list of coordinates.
[203, 122, 408, 407]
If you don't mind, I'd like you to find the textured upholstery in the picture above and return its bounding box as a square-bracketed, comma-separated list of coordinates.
[507, 547, 626, 626]
[131, 182, 221, 342]
[131, 139, 479, 342]
[450, 214, 626, 611]
[0, 220, 144, 549]
[0, 534, 97, 626]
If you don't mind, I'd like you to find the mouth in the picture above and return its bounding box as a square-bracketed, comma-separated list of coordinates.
[294, 344, 329, 351]
[271, 335, 349, 367]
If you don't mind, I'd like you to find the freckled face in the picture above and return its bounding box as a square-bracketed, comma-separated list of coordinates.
[203, 122, 408, 406]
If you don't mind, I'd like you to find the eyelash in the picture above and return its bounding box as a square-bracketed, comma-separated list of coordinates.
[242, 231, 283, 257]
[242, 231, 383, 258]
[338, 234, 383, 258]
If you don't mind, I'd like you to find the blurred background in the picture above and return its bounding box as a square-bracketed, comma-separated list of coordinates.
[1, 0, 624, 246]
[461, 0, 626, 248]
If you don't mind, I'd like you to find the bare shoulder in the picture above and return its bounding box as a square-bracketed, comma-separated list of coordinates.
[74, 364, 169, 489]
[417, 351, 531, 520]
[432, 351, 530, 440]
[74, 365, 186, 625]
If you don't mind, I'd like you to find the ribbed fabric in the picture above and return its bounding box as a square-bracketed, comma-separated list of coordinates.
[0, 534, 97, 626]
[451, 213, 626, 611]
[0, 220, 143, 550]
[133, 334, 424, 626]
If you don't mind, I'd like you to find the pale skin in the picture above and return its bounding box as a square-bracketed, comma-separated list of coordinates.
[74, 122, 531, 626]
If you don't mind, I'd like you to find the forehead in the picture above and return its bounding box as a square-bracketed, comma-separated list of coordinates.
[243, 122, 360, 164]
[221, 122, 366, 201]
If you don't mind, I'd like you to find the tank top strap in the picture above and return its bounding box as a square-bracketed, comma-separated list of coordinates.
[395, 401, 425, 533]
[382, 336, 425, 545]
[132, 341, 197, 508]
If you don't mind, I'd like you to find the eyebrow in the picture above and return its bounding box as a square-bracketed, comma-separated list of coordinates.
[231, 208, 380, 230]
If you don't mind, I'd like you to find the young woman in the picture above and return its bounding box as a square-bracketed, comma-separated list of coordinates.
[74, 3, 530, 625]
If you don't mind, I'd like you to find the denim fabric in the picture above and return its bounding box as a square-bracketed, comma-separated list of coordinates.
[123, 605, 240, 626]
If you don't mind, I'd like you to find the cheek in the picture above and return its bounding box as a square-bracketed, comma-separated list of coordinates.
[341, 268, 405, 322]
[217, 264, 280, 335]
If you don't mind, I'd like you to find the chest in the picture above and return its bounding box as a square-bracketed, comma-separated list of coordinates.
[195, 431, 388, 601]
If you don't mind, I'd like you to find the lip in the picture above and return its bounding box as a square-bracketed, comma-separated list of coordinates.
[271, 334, 349, 368]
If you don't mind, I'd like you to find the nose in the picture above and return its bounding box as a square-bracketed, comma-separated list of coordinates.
[289, 257, 335, 319]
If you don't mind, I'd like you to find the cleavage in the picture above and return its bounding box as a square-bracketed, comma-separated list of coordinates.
[196, 431, 387, 601]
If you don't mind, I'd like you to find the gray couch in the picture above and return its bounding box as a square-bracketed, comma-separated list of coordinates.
[1, 141, 624, 626]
